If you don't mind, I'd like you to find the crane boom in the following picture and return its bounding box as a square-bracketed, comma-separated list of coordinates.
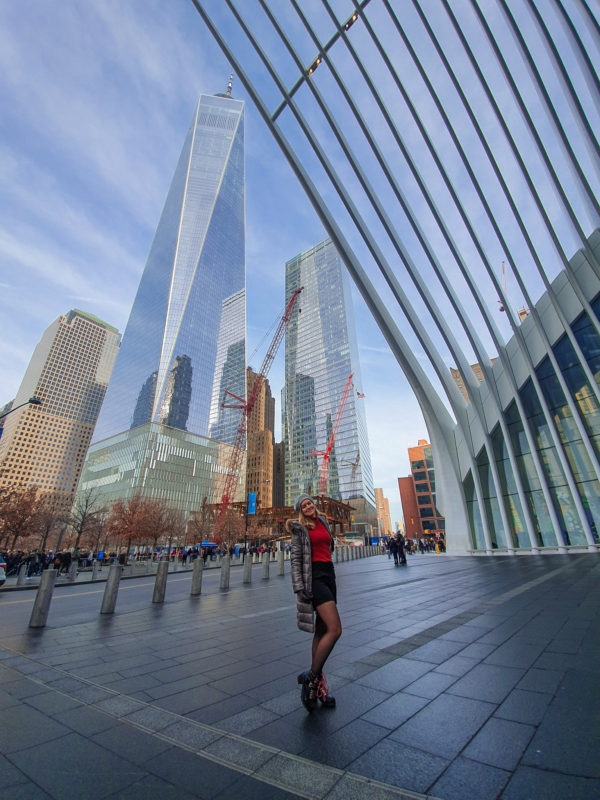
[311, 373, 353, 496]
[213, 288, 303, 540]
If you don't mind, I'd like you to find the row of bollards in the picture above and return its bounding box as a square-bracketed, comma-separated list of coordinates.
[28, 545, 381, 628]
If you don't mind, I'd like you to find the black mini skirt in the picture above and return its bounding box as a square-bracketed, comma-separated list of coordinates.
[311, 561, 337, 607]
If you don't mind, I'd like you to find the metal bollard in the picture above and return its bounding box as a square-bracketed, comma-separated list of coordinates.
[100, 564, 122, 614]
[29, 569, 58, 628]
[152, 561, 169, 603]
[278, 549, 285, 576]
[92, 560, 100, 581]
[190, 558, 204, 595]
[68, 560, 77, 582]
[220, 555, 230, 590]
[262, 552, 270, 580]
[243, 554, 252, 584]
[17, 563, 28, 586]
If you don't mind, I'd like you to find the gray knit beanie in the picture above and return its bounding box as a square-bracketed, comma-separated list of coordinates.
[294, 493, 314, 512]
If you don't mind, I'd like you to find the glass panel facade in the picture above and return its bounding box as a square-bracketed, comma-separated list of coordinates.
[283, 238, 375, 508]
[79, 423, 242, 514]
[93, 93, 246, 447]
[465, 294, 600, 550]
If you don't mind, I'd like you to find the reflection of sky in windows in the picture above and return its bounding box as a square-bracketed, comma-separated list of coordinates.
[93, 94, 245, 445]
[284, 238, 374, 506]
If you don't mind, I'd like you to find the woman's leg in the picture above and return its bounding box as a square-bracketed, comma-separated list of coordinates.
[310, 601, 342, 675]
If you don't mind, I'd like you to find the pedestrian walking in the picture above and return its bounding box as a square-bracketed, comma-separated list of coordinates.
[397, 531, 407, 565]
[388, 535, 399, 566]
[286, 494, 340, 712]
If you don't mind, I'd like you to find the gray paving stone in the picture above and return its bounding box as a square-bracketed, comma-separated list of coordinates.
[300, 718, 389, 769]
[204, 734, 277, 771]
[389, 693, 496, 759]
[53, 704, 120, 736]
[0, 753, 29, 790]
[212, 773, 302, 800]
[104, 774, 199, 799]
[92, 722, 172, 763]
[447, 663, 525, 704]
[348, 738, 449, 795]
[9, 732, 146, 798]
[160, 718, 222, 750]
[23, 689, 83, 715]
[360, 691, 429, 729]
[144, 745, 240, 798]
[256, 752, 340, 796]
[494, 688, 552, 725]
[357, 657, 434, 693]
[403, 670, 458, 699]
[516, 667, 564, 695]
[403, 638, 467, 664]
[2, 782, 53, 799]
[152, 683, 232, 714]
[501, 766, 600, 800]
[430, 755, 510, 800]
[95, 694, 145, 717]
[124, 705, 178, 731]
[215, 705, 281, 735]
[0, 704, 71, 753]
[324, 774, 425, 800]
[463, 716, 535, 770]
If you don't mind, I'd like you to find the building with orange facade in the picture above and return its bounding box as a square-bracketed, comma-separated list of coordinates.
[0, 310, 120, 498]
[246, 367, 274, 509]
[398, 477, 421, 540]
[374, 488, 392, 536]
[399, 439, 445, 540]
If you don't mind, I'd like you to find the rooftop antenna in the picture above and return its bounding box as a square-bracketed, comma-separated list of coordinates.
[225, 73, 233, 97]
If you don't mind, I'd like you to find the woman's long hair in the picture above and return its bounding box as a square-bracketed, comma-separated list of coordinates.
[285, 504, 321, 532]
[299, 505, 321, 530]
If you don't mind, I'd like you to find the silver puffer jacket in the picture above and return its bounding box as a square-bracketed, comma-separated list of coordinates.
[287, 515, 333, 633]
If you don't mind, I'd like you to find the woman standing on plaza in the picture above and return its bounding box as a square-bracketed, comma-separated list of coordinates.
[286, 494, 341, 712]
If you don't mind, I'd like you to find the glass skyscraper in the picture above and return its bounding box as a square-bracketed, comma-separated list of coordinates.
[283, 238, 375, 511]
[80, 91, 246, 513]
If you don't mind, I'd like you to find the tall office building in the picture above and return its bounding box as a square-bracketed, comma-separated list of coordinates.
[0, 310, 120, 498]
[283, 238, 375, 513]
[79, 90, 246, 514]
[374, 488, 392, 537]
[246, 367, 274, 509]
[406, 439, 445, 538]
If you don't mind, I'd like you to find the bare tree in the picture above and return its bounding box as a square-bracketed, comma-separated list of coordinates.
[187, 497, 214, 546]
[162, 507, 187, 557]
[69, 488, 103, 552]
[37, 491, 70, 552]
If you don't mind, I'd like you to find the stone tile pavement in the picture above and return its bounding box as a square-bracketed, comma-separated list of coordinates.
[0, 552, 598, 799]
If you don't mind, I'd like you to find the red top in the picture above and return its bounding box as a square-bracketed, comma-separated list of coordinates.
[309, 519, 332, 562]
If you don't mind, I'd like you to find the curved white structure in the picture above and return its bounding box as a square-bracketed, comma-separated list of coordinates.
[192, 0, 600, 554]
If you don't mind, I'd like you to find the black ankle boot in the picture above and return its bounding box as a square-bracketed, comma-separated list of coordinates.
[297, 669, 318, 712]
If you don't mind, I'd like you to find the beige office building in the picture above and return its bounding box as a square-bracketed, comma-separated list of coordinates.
[0, 310, 120, 498]
[246, 367, 274, 509]
[374, 487, 393, 536]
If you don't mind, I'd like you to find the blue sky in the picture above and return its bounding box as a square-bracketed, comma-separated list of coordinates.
[0, 0, 425, 524]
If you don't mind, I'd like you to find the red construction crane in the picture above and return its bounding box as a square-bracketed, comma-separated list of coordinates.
[213, 287, 303, 541]
[311, 373, 353, 496]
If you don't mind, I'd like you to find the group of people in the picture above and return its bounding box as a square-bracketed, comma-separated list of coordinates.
[387, 532, 408, 566]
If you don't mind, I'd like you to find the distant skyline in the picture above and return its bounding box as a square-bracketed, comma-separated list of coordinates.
[0, 1, 433, 524]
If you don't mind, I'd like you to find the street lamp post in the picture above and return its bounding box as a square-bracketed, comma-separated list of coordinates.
[0, 396, 42, 422]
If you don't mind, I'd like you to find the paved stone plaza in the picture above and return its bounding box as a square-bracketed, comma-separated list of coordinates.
[1, 552, 598, 799]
